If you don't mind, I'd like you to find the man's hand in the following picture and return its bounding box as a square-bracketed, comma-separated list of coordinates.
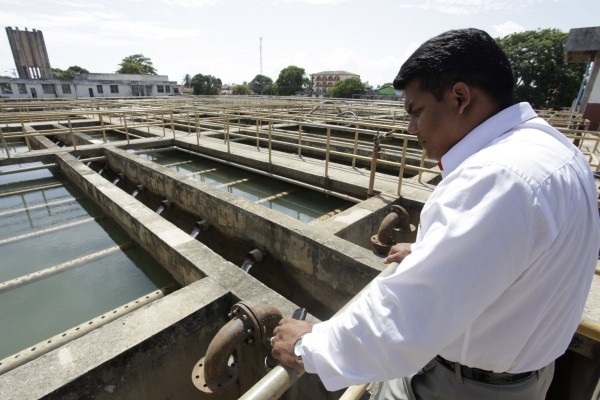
[271, 318, 313, 370]
[384, 242, 412, 264]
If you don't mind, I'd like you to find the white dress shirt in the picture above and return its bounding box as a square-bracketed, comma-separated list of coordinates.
[301, 102, 600, 391]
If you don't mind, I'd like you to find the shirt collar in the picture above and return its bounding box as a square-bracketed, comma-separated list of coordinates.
[439, 102, 538, 178]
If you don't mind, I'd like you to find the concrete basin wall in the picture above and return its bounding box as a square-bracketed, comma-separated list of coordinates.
[55, 151, 206, 286]
[0, 150, 337, 399]
[1, 277, 335, 400]
[101, 145, 386, 316]
[0, 134, 421, 399]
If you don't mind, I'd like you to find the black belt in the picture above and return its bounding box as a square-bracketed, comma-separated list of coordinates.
[435, 356, 536, 384]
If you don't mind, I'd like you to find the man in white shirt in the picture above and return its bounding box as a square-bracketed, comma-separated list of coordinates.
[271, 28, 600, 399]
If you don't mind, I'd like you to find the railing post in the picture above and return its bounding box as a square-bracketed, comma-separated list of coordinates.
[297, 123, 303, 157]
[352, 124, 359, 168]
[397, 137, 408, 196]
[20, 117, 31, 151]
[196, 112, 200, 145]
[367, 134, 379, 197]
[268, 120, 272, 164]
[325, 126, 331, 178]
[226, 116, 231, 154]
[256, 118, 261, 151]
[68, 115, 76, 151]
[0, 126, 10, 158]
[124, 114, 130, 145]
[170, 110, 175, 138]
[100, 113, 107, 143]
[417, 151, 427, 183]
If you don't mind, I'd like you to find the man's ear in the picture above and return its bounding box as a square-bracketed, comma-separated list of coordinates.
[452, 82, 471, 115]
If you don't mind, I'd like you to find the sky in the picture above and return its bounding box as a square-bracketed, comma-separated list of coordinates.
[1, 0, 599, 88]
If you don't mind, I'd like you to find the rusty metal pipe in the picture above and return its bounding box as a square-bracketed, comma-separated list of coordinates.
[239, 262, 401, 400]
[368, 132, 395, 197]
[371, 205, 415, 254]
[247, 249, 264, 263]
[377, 205, 411, 242]
[193, 302, 283, 393]
[201, 318, 244, 391]
[377, 210, 402, 245]
[367, 140, 380, 197]
[196, 220, 209, 231]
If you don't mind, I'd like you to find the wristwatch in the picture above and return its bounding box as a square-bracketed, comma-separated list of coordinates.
[293, 336, 304, 365]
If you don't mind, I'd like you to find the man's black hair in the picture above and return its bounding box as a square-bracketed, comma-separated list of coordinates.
[394, 28, 515, 109]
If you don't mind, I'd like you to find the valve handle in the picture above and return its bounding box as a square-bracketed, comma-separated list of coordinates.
[291, 307, 307, 321]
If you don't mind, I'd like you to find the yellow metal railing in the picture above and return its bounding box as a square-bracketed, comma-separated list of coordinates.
[0, 97, 432, 198]
[1, 97, 599, 399]
[1, 98, 598, 203]
[2, 97, 597, 203]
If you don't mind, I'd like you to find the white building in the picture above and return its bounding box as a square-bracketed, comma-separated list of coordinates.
[0, 73, 180, 99]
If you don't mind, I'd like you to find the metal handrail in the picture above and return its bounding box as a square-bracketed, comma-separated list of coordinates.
[1, 97, 595, 202]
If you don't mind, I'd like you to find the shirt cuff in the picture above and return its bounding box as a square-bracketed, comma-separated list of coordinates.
[298, 330, 317, 373]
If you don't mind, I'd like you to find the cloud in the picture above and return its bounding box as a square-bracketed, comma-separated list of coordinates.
[1, 7, 203, 47]
[44, 0, 219, 7]
[396, 0, 526, 16]
[492, 20, 526, 37]
[271, 0, 347, 5]
[45, 0, 106, 8]
[158, 0, 221, 7]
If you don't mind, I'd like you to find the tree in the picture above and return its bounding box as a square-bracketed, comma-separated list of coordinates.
[67, 65, 88, 75]
[182, 74, 192, 89]
[249, 74, 274, 95]
[327, 77, 368, 99]
[116, 54, 157, 75]
[232, 84, 251, 95]
[52, 68, 67, 79]
[190, 73, 222, 95]
[497, 29, 586, 109]
[275, 66, 307, 96]
[302, 76, 312, 91]
[52, 65, 89, 80]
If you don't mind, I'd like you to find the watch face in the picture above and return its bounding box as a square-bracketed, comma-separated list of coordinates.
[294, 337, 303, 360]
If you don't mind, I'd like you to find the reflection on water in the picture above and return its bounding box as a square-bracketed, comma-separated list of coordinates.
[138, 150, 352, 222]
[0, 164, 177, 359]
[3, 139, 30, 156]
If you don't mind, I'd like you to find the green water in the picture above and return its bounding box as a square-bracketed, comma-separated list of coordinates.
[138, 149, 352, 222]
[0, 164, 176, 360]
[3, 139, 30, 156]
